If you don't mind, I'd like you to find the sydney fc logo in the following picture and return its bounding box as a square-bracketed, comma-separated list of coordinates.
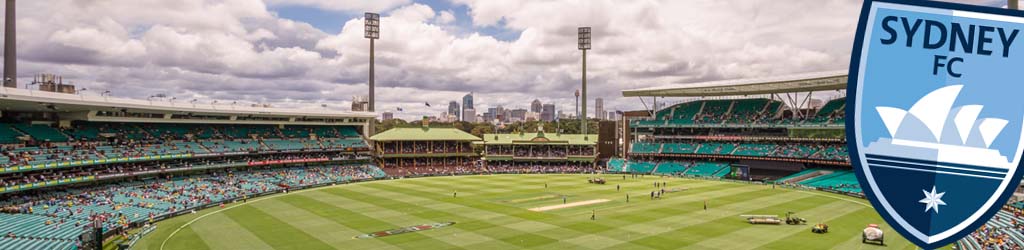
[848, 0, 1024, 248]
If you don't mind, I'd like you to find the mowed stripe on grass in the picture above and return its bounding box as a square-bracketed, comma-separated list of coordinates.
[222, 205, 335, 250]
[280, 192, 465, 249]
[251, 199, 399, 250]
[320, 185, 562, 249]
[142, 174, 919, 250]
[189, 212, 275, 250]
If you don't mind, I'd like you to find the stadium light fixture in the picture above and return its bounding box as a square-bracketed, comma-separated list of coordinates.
[365, 12, 379, 113]
[578, 27, 591, 139]
[4, 0, 15, 89]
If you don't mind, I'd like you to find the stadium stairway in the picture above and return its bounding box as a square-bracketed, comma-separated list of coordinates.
[626, 161, 657, 173]
[131, 124, 156, 140]
[654, 162, 689, 174]
[712, 166, 731, 177]
[12, 124, 71, 143]
[0, 123, 27, 144]
[684, 162, 729, 177]
[775, 169, 825, 183]
[196, 142, 215, 153]
[696, 101, 706, 119]
[724, 100, 736, 116]
[607, 158, 626, 172]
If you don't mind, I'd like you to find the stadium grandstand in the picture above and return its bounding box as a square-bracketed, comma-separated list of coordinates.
[616, 71, 1024, 250]
[616, 71, 851, 184]
[4, 70, 1016, 250]
[0, 86, 381, 249]
[479, 129, 597, 173]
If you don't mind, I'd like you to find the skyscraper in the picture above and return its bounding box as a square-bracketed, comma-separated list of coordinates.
[382, 112, 394, 120]
[462, 93, 474, 122]
[495, 105, 506, 122]
[511, 109, 527, 122]
[530, 99, 542, 113]
[484, 107, 498, 123]
[463, 93, 474, 110]
[463, 108, 476, 123]
[448, 101, 460, 120]
[594, 98, 604, 120]
[541, 104, 556, 122]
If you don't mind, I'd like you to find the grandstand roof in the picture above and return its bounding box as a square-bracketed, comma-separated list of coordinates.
[370, 127, 481, 142]
[0, 87, 375, 119]
[481, 132, 598, 145]
[621, 70, 847, 97]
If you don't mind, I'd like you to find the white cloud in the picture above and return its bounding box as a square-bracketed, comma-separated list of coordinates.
[390, 3, 436, 23]
[436, 10, 456, 25]
[264, 0, 411, 12]
[4, 0, 1002, 120]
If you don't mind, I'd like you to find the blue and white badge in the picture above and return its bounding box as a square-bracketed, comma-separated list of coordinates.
[848, 0, 1024, 248]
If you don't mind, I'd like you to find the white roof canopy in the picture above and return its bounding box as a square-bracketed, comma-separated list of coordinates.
[622, 70, 847, 97]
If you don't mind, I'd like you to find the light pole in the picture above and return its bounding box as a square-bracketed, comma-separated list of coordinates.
[3, 0, 15, 88]
[578, 27, 591, 138]
[575, 89, 580, 120]
[365, 12, 379, 112]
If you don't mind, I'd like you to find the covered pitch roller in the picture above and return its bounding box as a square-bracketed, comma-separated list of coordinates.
[743, 215, 782, 225]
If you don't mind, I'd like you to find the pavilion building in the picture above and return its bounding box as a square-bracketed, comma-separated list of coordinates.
[369, 125, 481, 176]
[480, 130, 598, 173]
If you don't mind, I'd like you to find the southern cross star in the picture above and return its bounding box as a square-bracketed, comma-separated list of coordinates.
[919, 186, 947, 214]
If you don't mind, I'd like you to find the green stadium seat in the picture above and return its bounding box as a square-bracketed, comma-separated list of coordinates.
[654, 162, 689, 174]
[661, 143, 697, 154]
[12, 124, 69, 142]
[607, 158, 626, 172]
[684, 162, 730, 177]
[625, 161, 656, 173]
[0, 123, 27, 144]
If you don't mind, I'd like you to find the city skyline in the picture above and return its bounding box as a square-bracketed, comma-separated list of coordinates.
[0, 0, 1007, 121]
[422, 93, 620, 123]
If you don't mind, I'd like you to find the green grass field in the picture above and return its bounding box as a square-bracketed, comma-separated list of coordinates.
[130, 174, 927, 250]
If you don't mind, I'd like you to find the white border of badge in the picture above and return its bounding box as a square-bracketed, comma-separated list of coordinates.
[847, 0, 1024, 248]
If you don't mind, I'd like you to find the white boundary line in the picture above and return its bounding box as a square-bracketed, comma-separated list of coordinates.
[156, 178, 397, 250]
[154, 176, 875, 250]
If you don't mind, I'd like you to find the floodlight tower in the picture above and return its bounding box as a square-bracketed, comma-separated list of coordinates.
[578, 27, 591, 138]
[575, 89, 580, 119]
[364, 12, 380, 112]
[3, 0, 15, 88]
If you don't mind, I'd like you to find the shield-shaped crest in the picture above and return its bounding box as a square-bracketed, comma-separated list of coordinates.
[848, 0, 1024, 248]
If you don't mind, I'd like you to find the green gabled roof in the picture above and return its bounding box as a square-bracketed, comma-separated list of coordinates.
[481, 132, 598, 145]
[370, 127, 481, 142]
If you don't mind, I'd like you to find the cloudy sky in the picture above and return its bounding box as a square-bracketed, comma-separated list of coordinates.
[0, 0, 1013, 120]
